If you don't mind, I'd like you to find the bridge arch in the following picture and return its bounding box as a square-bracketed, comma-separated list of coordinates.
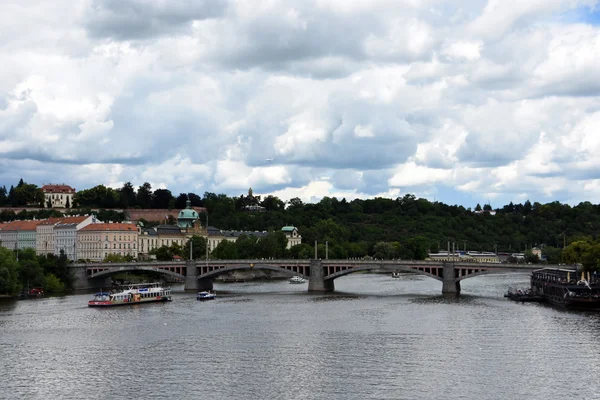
[197, 264, 309, 281]
[89, 266, 186, 281]
[324, 264, 443, 282]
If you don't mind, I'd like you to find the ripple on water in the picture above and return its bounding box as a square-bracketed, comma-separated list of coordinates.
[3, 274, 600, 400]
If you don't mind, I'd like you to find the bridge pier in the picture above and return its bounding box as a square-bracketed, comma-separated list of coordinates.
[442, 262, 461, 294]
[308, 259, 334, 292]
[184, 261, 199, 292]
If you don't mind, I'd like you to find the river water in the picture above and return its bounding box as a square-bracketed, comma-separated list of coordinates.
[2, 273, 600, 400]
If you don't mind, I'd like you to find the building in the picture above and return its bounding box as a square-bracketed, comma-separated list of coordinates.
[36, 215, 96, 257]
[42, 184, 76, 208]
[138, 224, 187, 257]
[36, 217, 64, 255]
[0, 221, 20, 251]
[281, 226, 302, 249]
[77, 222, 138, 262]
[54, 215, 98, 260]
[0, 220, 42, 251]
[207, 227, 269, 253]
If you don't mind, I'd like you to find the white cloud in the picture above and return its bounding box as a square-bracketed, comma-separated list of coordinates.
[1, 0, 600, 207]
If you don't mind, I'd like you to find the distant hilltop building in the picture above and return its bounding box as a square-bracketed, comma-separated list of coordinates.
[42, 184, 75, 208]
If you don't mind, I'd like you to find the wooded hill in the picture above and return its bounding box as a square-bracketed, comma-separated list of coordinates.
[2, 181, 600, 267]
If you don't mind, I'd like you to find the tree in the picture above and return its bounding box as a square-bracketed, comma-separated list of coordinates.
[287, 197, 304, 211]
[118, 182, 137, 208]
[0, 185, 7, 206]
[290, 243, 313, 259]
[184, 236, 207, 260]
[475, 203, 482, 212]
[7, 185, 15, 206]
[524, 250, 540, 264]
[65, 197, 70, 209]
[373, 242, 395, 259]
[188, 193, 203, 207]
[235, 235, 259, 258]
[212, 240, 238, 259]
[260, 195, 285, 211]
[175, 193, 188, 209]
[0, 248, 19, 294]
[137, 182, 152, 209]
[152, 189, 174, 209]
[151, 246, 174, 261]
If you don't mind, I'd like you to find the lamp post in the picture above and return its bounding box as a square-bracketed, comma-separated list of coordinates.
[205, 211, 209, 265]
[325, 240, 328, 260]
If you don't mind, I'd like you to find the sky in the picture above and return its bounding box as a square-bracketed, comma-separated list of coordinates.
[1, 0, 600, 208]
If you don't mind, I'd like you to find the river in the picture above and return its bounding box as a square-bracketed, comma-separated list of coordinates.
[2, 272, 600, 400]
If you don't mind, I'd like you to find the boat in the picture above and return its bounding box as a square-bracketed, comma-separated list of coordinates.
[88, 283, 172, 307]
[504, 288, 544, 303]
[18, 287, 44, 300]
[392, 272, 401, 278]
[197, 290, 216, 301]
[530, 268, 600, 309]
[289, 276, 306, 284]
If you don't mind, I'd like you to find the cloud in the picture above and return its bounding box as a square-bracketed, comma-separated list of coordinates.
[84, 0, 229, 40]
[2, 0, 600, 208]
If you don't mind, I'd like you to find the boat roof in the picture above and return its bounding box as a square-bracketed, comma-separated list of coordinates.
[533, 267, 577, 273]
[94, 292, 110, 296]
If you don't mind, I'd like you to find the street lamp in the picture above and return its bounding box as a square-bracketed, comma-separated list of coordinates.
[205, 211, 209, 265]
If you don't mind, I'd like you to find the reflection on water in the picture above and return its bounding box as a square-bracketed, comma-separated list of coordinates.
[2, 273, 600, 400]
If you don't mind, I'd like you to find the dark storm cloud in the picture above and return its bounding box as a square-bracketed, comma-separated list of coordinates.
[84, 0, 229, 40]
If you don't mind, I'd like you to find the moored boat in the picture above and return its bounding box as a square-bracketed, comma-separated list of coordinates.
[531, 268, 600, 310]
[289, 276, 306, 284]
[392, 272, 401, 278]
[504, 288, 544, 303]
[88, 283, 172, 307]
[197, 290, 216, 301]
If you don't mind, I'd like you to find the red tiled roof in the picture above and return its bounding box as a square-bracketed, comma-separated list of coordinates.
[60, 216, 89, 224]
[42, 184, 76, 193]
[80, 223, 136, 232]
[3, 220, 43, 231]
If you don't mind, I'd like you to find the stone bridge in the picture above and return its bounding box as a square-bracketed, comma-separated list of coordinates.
[70, 259, 552, 293]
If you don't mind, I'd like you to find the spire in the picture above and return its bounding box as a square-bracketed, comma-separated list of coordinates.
[186, 199, 192, 209]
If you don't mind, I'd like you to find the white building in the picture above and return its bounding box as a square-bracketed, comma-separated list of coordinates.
[42, 184, 76, 208]
[36, 218, 63, 255]
[281, 226, 302, 249]
[36, 215, 96, 258]
[54, 215, 97, 260]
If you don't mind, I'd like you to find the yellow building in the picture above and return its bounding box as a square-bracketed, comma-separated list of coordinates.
[77, 223, 138, 262]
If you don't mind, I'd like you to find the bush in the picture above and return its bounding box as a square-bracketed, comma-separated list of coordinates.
[45, 273, 65, 294]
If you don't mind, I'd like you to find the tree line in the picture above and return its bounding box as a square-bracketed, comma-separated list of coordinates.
[0, 248, 73, 295]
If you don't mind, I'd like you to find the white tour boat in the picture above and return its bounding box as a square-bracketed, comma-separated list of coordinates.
[88, 282, 172, 307]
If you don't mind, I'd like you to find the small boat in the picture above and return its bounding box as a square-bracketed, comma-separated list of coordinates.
[88, 283, 172, 307]
[392, 272, 401, 278]
[289, 276, 306, 284]
[197, 291, 216, 301]
[18, 287, 44, 299]
[504, 288, 544, 303]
